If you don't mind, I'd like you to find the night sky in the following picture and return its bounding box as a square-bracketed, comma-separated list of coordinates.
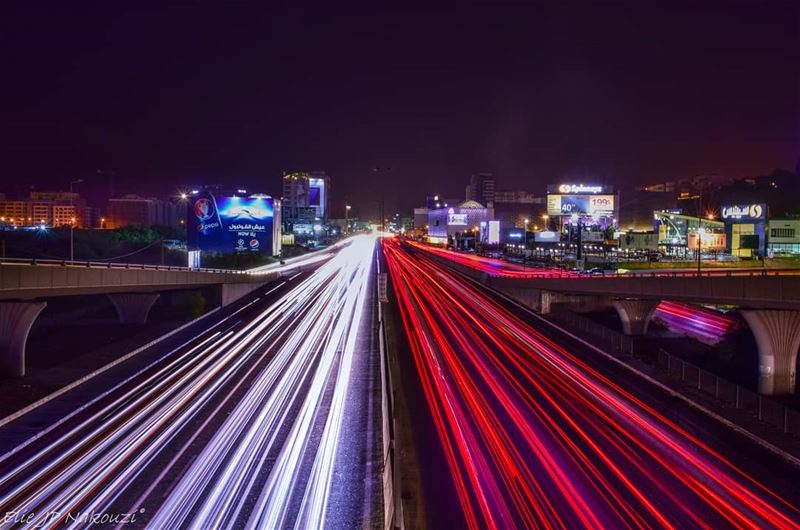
[2, 2, 798, 216]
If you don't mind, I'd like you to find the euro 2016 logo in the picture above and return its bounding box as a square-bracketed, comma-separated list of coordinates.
[193, 198, 215, 221]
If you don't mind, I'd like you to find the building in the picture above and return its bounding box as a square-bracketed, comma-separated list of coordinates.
[106, 195, 178, 229]
[494, 190, 536, 204]
[84, 206, 102, 229]
[768, 218, 800, 256]
[720, 203, 767, 258]
[0, 191, 92, 227]
[653, 210, 725, 257]
[0, 200, 27, 225]
[52, 205, 78, 227]
[618, 189, 678, 232]
[493, 190, 545, 230]
[282, 171, 330, 227]
[427, 200, 495, 248]
[465, 173, 496, 207]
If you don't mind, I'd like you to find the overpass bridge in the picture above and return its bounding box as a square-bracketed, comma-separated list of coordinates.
[0, 251, 333, 377]
[424, 250, 800, 396]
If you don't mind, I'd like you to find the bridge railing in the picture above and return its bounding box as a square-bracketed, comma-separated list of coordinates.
[493, 268, 800, 280]
[656, 349, 800, 439]
[0, 256, 248, 275]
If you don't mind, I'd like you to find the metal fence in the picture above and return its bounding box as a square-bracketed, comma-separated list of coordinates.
[551, 309, 635, 355]
[656, 349, 800, 438]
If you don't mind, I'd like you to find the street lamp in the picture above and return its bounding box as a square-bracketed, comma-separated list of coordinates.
[69, 178, 84, 263]
[345, 204, 352, 235]
[523, 218, 529, 257]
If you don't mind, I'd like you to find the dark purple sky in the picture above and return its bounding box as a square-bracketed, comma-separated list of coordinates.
[2, 2, 798, 216]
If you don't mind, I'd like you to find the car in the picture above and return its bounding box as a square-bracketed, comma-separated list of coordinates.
[582, 267, 605, 275]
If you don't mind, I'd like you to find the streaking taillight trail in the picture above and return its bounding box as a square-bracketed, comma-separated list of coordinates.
[383, 239, 800, 529]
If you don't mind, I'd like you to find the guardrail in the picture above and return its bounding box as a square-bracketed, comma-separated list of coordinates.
[0, 256, 245, 274]
[491, 268, 800, 280]
[656, 349, 800, 438]
[376, 251, 402, 529]
[550, 309, 635, 355]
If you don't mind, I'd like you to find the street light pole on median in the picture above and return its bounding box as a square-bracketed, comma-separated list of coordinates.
[69, 178, 84, 263]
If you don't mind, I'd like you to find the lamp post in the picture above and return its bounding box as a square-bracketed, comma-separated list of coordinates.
[696, 194, 702, 276]
[523, 218, 529, 258]
[69, 178, 84, 263]
[345, 204, 351, 235]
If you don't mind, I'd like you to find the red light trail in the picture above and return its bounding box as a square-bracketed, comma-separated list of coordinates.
[655, 301, 738, 344]
[383, 239, 800, 529]
[406, 241, 578, 278]
[414, 241, 740, 342]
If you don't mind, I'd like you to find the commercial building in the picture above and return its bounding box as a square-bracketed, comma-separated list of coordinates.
[282, 171, 330, 228]
[427, 200, 496, 248]
[721, 203, 767, 258]
[465, 173, 496, 207]
[653, 210, 725, 257]
[106, 195, 179, 229]
[768, 218, 800, 256]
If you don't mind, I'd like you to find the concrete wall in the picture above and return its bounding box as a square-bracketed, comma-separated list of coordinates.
[0, 264, 279, 300]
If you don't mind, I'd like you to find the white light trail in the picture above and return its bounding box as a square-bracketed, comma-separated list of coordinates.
[0, 234, 376, 530]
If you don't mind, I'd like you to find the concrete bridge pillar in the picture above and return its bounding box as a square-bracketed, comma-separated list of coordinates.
[0, 301, 47, 377]
[612, 299, 659, 335]
[741, 310, 800, 396]
[108, 293, 160, 324]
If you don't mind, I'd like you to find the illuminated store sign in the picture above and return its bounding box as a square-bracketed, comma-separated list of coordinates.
[447, 208, 468, 225]
[721, 204, 765, 220]
[558, 184, 603, 194]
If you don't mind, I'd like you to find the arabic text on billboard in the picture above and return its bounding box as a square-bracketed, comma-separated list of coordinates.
[188, 192, 274, 254]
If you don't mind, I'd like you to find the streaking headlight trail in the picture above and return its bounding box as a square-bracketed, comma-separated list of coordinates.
[0, 234, 377, 530]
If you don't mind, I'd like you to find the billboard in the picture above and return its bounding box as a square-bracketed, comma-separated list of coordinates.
[547, 194, 615, 216]
[534, 231, 560, 242]
[487, 220, 500, 244]
[187, 191, 275, 254]
[308, 177, 327, 218]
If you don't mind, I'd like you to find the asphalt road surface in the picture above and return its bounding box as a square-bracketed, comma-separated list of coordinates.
[384, 238, 800, 530]
[0, 235, 382, 529]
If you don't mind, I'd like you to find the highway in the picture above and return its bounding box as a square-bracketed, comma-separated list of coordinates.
[383, 238, 800, 529]
[0, 234, 381, 529]
[410, 242, 800, 278]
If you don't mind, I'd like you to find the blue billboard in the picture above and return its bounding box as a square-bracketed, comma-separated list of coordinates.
[187, 192, 275, 254]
